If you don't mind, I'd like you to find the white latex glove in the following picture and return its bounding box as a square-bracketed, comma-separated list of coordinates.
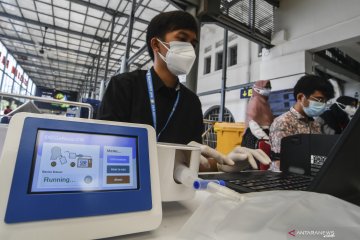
[249, 120, 269, 140]
[188, 141, 235, 168]
[218, 146, 272, 172]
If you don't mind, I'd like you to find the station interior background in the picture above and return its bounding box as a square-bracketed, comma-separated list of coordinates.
[0, 0, 360, 142]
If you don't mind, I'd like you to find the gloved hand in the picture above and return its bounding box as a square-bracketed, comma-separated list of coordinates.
[218, 146, 272, 172]
[188, 142, 271, 172]
[188, 141, 235, 168]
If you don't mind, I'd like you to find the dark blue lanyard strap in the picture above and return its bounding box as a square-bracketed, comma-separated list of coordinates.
[146, 69, 180, 140]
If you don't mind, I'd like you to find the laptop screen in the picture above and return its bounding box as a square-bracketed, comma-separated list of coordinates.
[310, 107, 360, 204]
[30, 130, 138, 193]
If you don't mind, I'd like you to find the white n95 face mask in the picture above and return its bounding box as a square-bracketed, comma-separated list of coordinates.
[344, 105, 357, 118]
[157, 39, 196, 76]
[336, 102, 357, 118]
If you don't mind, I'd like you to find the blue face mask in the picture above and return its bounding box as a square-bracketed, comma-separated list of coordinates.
[302, 100, 326, 117]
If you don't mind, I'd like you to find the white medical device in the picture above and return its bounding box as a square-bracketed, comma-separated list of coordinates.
[157, 142, 201, 201]
[0, 113, 162, 239]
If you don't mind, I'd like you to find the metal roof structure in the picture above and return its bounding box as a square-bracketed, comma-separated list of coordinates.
[0, 0, 177, 95]
[0, 0, 278, 99]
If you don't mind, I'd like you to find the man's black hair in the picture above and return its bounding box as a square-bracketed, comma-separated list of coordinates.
[293, 75, 335, 100]
[146, 11, 198, 61]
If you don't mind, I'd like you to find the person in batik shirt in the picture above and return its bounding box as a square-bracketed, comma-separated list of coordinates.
[269, 75, 334, 170]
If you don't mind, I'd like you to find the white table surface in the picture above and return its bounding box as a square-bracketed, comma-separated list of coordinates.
[106, 191, 211, 240]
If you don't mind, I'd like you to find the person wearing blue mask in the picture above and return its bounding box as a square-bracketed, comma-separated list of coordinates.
[269, 75, 334, 170]
[98, 11, 271, 171]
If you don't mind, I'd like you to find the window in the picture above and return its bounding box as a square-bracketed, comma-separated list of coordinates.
[0, 40, 35, 97]
[27, 79, 33, 95]
[258, 45, 263, 57]
[215, 52, 223, 71]
[1, 75, 13, 93]
[228, 45, 237, 66]
[0, 70, 3, 87]
[31, 83, 36, 96]
[204, 45, 212, 53]
[228, 34, 238, 42]
[12, 82, 20, 94]
[20, 85, 27, 96]
[204, 56, 211, 74]
[268, 89, 296, 117]
[215, 40, 223, 48]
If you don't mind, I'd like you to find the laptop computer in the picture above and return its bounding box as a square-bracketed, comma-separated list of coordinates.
[280, 134, 339, 177]
[200, 108, 360, 206]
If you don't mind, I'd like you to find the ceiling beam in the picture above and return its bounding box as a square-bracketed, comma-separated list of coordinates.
[139, 58, 152, 68]
[68, 0, 120, 16]
[314, 54, 360, 83]
[0, 33, 34, 45]
[0, 12, 104, 42]
[32, 78, 81, 88]
[0, 34, 121, 61]
[0, 11, 143, 48]
[26, 72, 85, 86]
[10, 50, 112, 73]
[67, 0, 150, 25]
[127, 44, 147, 65]
[33, 79, 81, 87]
[18, 61, 106, 79]
[223, 0, 242, 9]
[36, 85, 79, 92]
[35, 79, 81, 87]
[101, 0, 145, 73]
[16, 55, 92, 71]
[25, 70, 86, 83]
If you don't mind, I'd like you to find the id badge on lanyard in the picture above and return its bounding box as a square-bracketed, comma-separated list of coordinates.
[146, 69, 180, 140]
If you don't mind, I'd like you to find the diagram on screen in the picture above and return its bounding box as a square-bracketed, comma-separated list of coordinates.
[50, 146, 92, 168]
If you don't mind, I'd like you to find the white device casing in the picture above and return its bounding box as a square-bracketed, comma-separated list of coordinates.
[157, 142, 201, 202]
[0, 124, 8, 156]
[0, 113, 162, 240]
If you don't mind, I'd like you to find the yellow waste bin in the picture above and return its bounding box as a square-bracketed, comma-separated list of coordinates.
[214, 122, 246, 155]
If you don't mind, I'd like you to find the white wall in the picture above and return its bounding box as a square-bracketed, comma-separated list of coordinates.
[264, 0, 360, 100]
[262, 0, 360, 81]
[344, 82, 360, 99]
[272, 0, 360, 56]
[197, 24, 262, 122]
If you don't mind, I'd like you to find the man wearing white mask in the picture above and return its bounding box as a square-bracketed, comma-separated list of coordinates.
[98, 11, 270, 170]
[317, 96, 358, 134]
[269, 75, 334, 170]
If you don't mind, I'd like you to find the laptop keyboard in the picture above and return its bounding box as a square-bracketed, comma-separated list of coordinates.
[200, 172, 314, 193]
[226, 174, 314, 192]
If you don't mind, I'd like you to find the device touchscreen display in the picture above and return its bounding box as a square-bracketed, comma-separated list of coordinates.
[30, 130, 138, 193]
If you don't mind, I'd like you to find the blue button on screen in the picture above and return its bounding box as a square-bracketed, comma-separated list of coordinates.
[107, 155, 130, 164]
[107, 165, 130, 173]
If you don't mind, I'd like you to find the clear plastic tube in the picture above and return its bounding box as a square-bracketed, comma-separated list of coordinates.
[206, 182, 244, 201]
